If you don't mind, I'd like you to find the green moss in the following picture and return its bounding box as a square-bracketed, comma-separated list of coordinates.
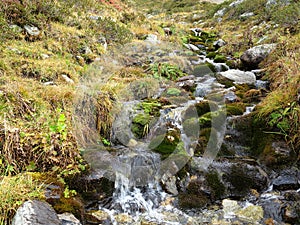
[214, 54, 227, 63]
[149, 128, 180, 155]
[206, 52, 217, 59]
[199, 110, 226, 129]
[53, 196, 84, 221]
[184, 100, 219, 120]
[166, 87, 182, 96]
[131, 113, 151, 139]
[193, 64, 214, 77]
[205, 171, 225, 199]
[226, 102, 246, 116]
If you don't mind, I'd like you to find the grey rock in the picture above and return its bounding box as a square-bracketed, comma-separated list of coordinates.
[240, 44, 277, 68]
[217, 69, 256, 85]
[214, 8, 226, 18]
[9, 24, 23, 33]
[24, 25, 40, 36]
[177, 75, 195, 82]
[239, 12, 254, 19]
[58, 213, 82, 225]
[62, 74, 74, 84]
[161, 174, 178, 195]
[229, 0, 245, 7]
[12, 200, 60, 225]
[213, 39, 226, 49]
[145, 34, 160, 44]
[184, 43, 200, 52]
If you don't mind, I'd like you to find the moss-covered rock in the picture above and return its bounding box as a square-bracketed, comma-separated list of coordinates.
[178, 179, 209, 209]
[205, 171, 225, 200]
[206, 52, 217, 59]
[184, 100, 219, 120]
[226, 102, 246, 116]
[214, 54, 227, 63]
[193, 63, 216, 77]
[131, 113, 151, 139]
[199, 110, 226, 129]
[149, 128, 181, 155]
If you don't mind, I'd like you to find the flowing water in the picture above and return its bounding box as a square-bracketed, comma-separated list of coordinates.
[75, 39, 294, 225]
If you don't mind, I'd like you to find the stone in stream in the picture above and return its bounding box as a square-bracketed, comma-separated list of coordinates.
[216, 69, 256, 85]
[272, 168, 300, 191]
[240, 44, 277, 69]
[12, 200, 61, 225]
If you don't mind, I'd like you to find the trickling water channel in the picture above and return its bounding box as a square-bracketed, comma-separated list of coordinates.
[74, 35, 299, 225]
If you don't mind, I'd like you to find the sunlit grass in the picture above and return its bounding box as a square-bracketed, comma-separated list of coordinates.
[0, 173, 44, 225]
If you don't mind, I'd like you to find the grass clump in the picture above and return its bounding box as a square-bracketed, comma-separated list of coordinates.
[0, 173, 44, 224]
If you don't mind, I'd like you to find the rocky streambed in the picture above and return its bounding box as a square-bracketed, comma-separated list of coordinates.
[12, 27, 300, 225]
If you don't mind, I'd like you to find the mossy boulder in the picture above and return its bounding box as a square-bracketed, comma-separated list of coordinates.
[199, 110, 226, 129]
[206, 52, 217, 59]
[149, 128, 181, 155]
[193, 63, 216, 77]
[131, 113, 151, 139]
[178, 179, 209, 209]
[224, 164, 255, 196]
[226, 102, 246, 116]
[194, 128, 218, 155]
[184, 100, 219, 120]
[214, 54, 227, 63]
[205, 171, 225, 200]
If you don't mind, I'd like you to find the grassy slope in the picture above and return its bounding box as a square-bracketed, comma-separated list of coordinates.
[0, 0, 299, 223]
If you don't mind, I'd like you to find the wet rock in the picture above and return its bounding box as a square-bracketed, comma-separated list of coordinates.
[240, 44, 276, 69]
[216, 69, 256, 85]
[222, 163, 268, 197]
[260, 194, 283, 223]
[149, 128, 181, 155]
[58, 213, 81, 225]
[12, 200, 60, 225]
[85, 210, 110, 224]
[272, 168, 300, 191]
[177, 75, 195, 82]
[161, 175, 178, 195]
[176, 79, 196, 92]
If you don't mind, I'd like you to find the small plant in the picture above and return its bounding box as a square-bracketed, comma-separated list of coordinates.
[150, 63, 185, 81]
[49, 109, 68, 141]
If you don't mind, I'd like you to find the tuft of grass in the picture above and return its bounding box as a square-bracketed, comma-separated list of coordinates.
[0, 173, 44, 225]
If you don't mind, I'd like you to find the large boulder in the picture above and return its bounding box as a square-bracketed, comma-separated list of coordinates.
[240, 44, 276, 69]
[12, 200, 60, 225]
[216, 69, 256, 85]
